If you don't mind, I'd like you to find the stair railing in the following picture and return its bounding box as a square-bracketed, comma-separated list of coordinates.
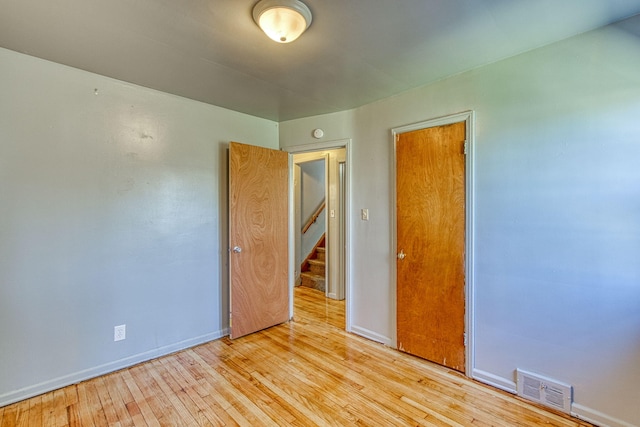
[302, 199, 326, 234]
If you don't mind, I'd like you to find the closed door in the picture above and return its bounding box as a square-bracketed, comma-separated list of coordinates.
[229, 141, 289, 339]
[396, 122, 466, 373]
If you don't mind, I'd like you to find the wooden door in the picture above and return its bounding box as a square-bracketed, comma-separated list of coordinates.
[229, 141, 289, 339]
[396, 122, 466, 373]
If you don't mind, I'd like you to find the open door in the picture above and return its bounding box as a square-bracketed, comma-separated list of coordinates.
[229, 141, 289, 339]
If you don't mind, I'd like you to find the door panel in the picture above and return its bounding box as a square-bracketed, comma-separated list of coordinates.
[396, 122, 466, 373]
[229, 141, 289, 339]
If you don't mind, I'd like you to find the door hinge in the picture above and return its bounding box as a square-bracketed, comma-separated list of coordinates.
[463, 333, 467, 346]
[463, 140, 468, 155]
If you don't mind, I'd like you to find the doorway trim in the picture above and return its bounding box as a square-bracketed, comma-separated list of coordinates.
[285, 139, 352, 332]
[391, 111, 475, 376]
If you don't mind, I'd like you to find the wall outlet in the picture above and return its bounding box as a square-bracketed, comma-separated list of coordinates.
[114, 324, 126, 341]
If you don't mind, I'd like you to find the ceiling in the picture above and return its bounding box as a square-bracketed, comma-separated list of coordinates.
[1, 0, 640, 122]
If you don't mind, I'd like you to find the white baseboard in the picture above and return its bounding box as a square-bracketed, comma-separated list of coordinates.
[571, 403, 637, 427]
[0, 328, 228, 407]
[471, 370, 638, 427]
[472, 368, 517, 394]
[350, 324, 392, 346]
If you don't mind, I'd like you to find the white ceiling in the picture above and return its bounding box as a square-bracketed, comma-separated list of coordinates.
[1, 0, 640, 121]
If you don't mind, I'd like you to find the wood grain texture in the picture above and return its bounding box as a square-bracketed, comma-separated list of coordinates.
[0, 287, 593, 426]
[229, 141, 289, 339]
[396, 122, 467, 372]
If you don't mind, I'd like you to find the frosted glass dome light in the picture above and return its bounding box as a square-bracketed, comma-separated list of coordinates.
[253, 0, 312, 43]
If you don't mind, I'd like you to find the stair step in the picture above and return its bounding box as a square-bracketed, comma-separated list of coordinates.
[315, 247, 325, 261]
[300, 272, 325, 292]
[308, 259, 325, 275]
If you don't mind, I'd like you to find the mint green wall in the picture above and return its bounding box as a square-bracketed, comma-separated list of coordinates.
[280, 17, 640, 427]
[0, 47, 278, 405]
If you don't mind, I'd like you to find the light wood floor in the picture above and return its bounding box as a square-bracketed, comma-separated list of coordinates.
[1, 287, 592, 426]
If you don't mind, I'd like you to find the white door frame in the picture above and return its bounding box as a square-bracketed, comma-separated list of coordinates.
[286, 139, 352, 332]
[391, 111, 475, 376]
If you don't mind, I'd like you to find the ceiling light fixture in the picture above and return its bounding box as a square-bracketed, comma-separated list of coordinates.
[252, 0, 312, 44]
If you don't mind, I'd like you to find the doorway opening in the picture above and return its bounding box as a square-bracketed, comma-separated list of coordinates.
[295, 158, 327, 293]
[287, 140, 350, 331]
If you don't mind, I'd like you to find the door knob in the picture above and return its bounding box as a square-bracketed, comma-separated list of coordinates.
[397, 249, 406, 260]
[233, 246, 242, 253]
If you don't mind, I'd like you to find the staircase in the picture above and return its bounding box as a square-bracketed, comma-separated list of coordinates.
[300, 236, 325, 292]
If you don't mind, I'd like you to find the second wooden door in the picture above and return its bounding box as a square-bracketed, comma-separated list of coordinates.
[396, 122, 466, 373]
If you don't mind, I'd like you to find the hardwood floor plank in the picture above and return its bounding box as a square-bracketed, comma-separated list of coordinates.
[12, 396, 30, 426]
[103, 371, 140, 426]
[160, 355, 225, 426]
[189, 349, 280, 426]
[157, 355, 229, 426]
[51, 388, 69, 427]
[236, 330, 423, 426]
[130, 361, 186, 426]
[1, 400, 17, 426]
[26, 395, 42, 427]
[120, 369, 159, 427]
[145, 358, 200, 425]
[251, 370, 344, 426]
[203, 335, 345, 426]
[76, 382, 97, 427]
[92, 377, 122, 426]
[0, 287, 594, 426]
[188, 347, 299, 425]
[176, 348, 249, 426]
[63, 386, 81, 427]
[83, 381, 109, 427]
[38, 385, 55, 426]
[293, 286, 345, 330]
[261, 325, 445, 425]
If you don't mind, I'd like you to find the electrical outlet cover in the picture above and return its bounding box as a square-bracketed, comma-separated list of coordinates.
[114, 324, 126, 341]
